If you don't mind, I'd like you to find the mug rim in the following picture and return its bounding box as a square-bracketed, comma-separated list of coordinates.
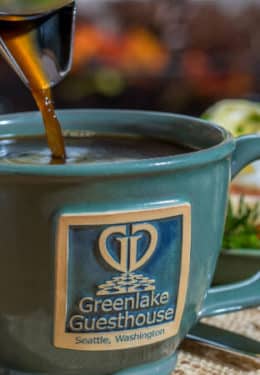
[0, 109, 235, 177]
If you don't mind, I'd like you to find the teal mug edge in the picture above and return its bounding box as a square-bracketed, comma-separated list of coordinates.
[0, 109, 234, 177]
[222, 248, 260, 257]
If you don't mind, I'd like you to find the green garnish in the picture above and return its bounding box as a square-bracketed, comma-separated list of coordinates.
[203, 99, 260, 250]
[223, 197, 260, 249]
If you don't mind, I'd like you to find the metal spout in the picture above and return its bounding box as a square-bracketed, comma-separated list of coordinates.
[0, 0, 74, 17]
[0, 0, 76, 88]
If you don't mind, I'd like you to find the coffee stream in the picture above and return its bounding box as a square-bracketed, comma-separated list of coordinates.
[0, 6, 195, 166]
[0, 16, 66, 161]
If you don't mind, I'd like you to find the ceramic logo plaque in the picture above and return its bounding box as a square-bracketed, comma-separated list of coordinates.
[54, 205, 191, 351]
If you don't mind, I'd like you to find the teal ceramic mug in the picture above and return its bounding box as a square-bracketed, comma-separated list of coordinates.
[0, 110, 259, 375]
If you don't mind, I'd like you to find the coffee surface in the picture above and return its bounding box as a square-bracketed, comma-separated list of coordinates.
[0, 134, 195, 165]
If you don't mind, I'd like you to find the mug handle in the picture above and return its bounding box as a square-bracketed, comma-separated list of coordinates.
[199, 134, 260, 319]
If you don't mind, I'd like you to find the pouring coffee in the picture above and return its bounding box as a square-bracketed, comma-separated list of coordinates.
[0, 2, 259, 375]
[0, 0, 76, 161]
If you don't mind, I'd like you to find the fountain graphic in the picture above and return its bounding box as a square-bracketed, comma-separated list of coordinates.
[97, 223, 158, 296]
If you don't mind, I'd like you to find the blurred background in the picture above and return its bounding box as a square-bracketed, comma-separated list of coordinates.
[1, 0, 260, 116]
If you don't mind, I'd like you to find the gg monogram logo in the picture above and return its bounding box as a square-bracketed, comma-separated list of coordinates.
[55, 204, 191, 351]
[99, 223, 158, 273]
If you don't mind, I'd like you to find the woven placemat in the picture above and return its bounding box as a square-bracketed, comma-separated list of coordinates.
[173, 308, 260, 374]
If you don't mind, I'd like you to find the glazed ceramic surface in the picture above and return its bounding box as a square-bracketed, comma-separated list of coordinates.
[0, 110, 259, 375]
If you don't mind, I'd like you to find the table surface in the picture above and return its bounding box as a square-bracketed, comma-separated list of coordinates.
[173, 308, 260, 374]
